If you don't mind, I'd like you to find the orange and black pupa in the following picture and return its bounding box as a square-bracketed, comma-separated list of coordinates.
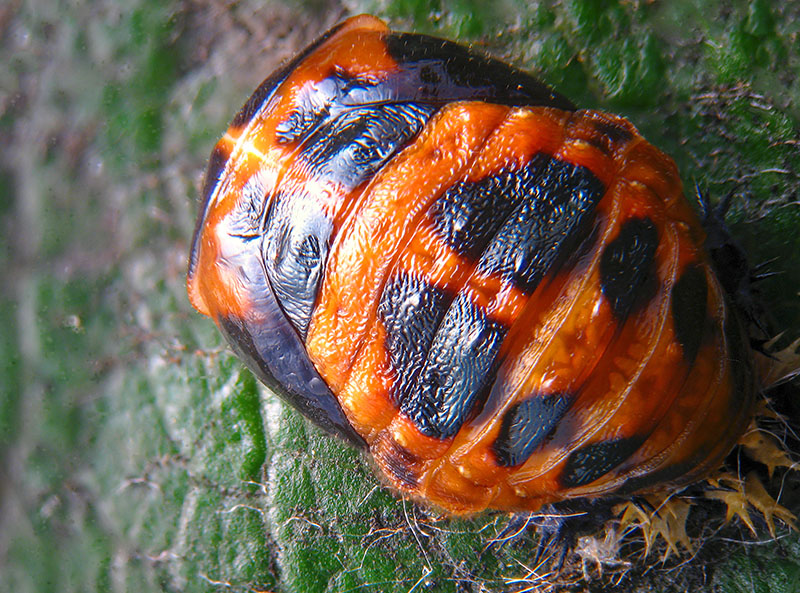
[187, 15, 761, 516]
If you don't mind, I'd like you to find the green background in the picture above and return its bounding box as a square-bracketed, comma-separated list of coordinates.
[2, 0, 799, 591]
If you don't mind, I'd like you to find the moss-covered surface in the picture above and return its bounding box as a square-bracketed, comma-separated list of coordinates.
[1, 0, 798, 591]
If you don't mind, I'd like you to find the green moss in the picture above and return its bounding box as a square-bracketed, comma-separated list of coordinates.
[98, 4, 182, 164]
[0, 303, 20, 448]
[231, 371, 268, 484]
[716, 552, 800, 593]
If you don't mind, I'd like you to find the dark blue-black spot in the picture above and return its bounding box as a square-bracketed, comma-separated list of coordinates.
[378, 271, 452, 405]
[385, 33, 576, 110]
[493, 394, 572, 467]
[593, 120, 634, 144]
[430, 153, 550, 261]
[299, 102, 435, 191]
[599, 217, 659, 321]
[581, 120, 635, 156]
[477, 157, 605, 293]
[275, 71, 384, 145]
[262, 192, 332, 338]
[400, 293, 507, 439]
[560, 437, 644, 488]
[671, 264, 708, 362]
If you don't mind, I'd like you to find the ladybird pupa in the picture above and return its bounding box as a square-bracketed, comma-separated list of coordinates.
[188, 14, 758, 516]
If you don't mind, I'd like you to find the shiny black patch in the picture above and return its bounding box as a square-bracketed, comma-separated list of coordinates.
[493, 394, 572, 467]
[401, 293, 507, 439]
[671, 264, 708, 362]
[275, 71, 384, 145]
[378, 271, 451, 405]
[581, 118, 637, 157]
[431, 153, 550, 261]
[477, 158, 605, 293]
[385, 33, 576, 111]
[599, 217, 659, 321]
[300, 102, 436, 191]
[262, 192, 332, 338]
[560, 437, 643, 488]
